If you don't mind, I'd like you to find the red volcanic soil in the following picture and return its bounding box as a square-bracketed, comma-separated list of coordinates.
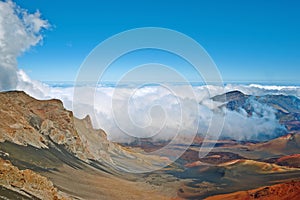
[276, 154, 300, 168]
[205, 180, 300, 200]
[181, 150, 245, 166]
[277, 154, 300, 162]
[184, 161, 204, 168]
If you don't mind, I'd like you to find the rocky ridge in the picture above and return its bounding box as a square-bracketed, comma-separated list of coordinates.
[0, 91, 171, 199]
[0, 91, 167, 172]
[0, 158, 71, 200]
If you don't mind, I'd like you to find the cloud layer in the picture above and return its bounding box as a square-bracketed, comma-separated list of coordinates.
[0, 0, 48, 90]
[16, 73, 291, 143]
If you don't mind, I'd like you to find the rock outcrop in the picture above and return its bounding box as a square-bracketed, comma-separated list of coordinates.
[0, 91, 169, 172]
[0, 158, 71, 200]
[0, 91, 90, 158]
[0, 91, 127, 165]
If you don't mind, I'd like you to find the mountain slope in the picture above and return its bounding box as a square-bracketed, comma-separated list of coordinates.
[0, 91, 176, 199]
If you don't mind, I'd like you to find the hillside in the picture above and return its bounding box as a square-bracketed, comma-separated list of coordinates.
[1, 90, 300, 199]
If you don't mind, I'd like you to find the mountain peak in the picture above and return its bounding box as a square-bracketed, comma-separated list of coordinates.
[212, 90, 246, 102]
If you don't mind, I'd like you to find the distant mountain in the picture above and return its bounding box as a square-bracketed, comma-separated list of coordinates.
[212, 90, 300, 131]
[212, 90, 247, 102]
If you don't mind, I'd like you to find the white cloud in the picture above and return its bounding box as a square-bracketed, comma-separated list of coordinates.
[220, 99, 285, 141]
[0, 0, 48, 91]
[17, 73, 291, 143]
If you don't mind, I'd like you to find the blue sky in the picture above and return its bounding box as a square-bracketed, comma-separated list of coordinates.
[14, 0, 300, 83]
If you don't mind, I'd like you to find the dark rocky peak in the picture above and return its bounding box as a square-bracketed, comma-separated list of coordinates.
[212, 90, 247, 102]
